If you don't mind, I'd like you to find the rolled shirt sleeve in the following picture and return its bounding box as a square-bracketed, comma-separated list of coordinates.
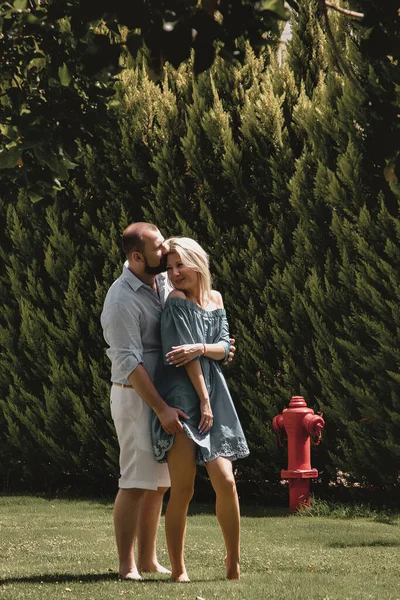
[101, 302, 144, 381]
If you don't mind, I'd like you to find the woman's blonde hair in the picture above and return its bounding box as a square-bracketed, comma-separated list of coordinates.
[166, 237, 212, 302]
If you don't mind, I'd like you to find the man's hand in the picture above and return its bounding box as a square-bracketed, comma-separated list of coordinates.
[166, 344, 202, 367]
[157, 405, 189, 435]
[226, 337, 236, 363]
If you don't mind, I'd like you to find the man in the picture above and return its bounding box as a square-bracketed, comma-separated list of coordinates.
[101, 222, 188, 579]
[101, 222, 236, 580]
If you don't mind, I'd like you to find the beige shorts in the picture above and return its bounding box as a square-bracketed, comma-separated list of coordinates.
[110, 385, 170, 490]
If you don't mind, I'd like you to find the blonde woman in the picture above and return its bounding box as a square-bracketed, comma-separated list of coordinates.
[151, 237, 249, 582]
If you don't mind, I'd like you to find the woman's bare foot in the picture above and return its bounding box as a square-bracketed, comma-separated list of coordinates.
[171, 571, 190, 582]
[137, 562, 171, 574]
[119, 567, 142, 581]
[224, 556, 240, 580]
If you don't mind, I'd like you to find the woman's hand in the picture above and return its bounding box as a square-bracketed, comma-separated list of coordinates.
[198, 399, 213, 434]
[166, 343, 203, 367]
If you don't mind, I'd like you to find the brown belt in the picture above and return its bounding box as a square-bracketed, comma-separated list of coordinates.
[113, 383, 133, 388]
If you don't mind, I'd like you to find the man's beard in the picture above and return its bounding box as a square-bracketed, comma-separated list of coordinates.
[144, 254, 167, 275]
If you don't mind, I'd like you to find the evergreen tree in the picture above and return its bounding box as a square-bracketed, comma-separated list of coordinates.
[0, 116, 135, 492]
[1, 0, 399, 503]
[123, 48, 301, 495]
[282, 2, 400, 494]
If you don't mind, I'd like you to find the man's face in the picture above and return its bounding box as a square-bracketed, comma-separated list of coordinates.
[141, 230, 168, 275]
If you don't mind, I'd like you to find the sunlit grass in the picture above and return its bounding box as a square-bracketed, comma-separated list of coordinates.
[0, 496, 399, 599]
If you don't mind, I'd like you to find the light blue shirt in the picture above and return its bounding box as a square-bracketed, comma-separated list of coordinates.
[101, 265, 170, 384]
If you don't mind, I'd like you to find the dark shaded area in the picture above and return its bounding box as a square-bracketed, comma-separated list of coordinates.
[330, 540, 400, 549]
[0, 572, 221, 585]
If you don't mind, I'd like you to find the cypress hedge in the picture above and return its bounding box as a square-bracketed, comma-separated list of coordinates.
[0, 0, 398, 503]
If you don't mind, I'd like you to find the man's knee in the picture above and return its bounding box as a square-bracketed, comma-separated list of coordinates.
[143, 486, 169, 498]
[117, 487, 147, 500]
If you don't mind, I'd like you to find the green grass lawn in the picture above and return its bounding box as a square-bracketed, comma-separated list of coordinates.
[0, 496, 399, 599]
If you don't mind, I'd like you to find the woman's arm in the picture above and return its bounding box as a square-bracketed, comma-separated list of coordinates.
[166, 289, 231, 366]
[184, 360, 213, 433]
[166, 341, 226, 366]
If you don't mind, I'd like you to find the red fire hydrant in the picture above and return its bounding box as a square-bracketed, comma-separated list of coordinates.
[272, 396, 324, 512]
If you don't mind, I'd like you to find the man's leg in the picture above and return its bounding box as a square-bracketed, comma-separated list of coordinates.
[110, 386, 171, 577]
[136, 486, 171, 573]
[114, 487, 145, 579]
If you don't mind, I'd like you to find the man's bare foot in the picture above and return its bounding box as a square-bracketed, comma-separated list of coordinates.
[224, 556, 240, 580]
[119, 568, 142, 581]
[138, 562, 171, 574]
[171, 571, 190, 582]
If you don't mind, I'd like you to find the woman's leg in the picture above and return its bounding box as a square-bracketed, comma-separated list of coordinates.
[205, 457, 240, 579]
[165, 432, 197, 582]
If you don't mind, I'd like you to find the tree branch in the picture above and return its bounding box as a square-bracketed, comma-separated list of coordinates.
[325, 2, 364, 19]
[320, 0, 362, 91]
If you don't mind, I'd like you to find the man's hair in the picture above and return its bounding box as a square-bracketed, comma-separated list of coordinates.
[166, 237, 212, 301]
[122, 222, 158, 258]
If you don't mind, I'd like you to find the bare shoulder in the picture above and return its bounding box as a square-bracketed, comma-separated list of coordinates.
[168, 289, 187, 300]
[211, 290, 224, 308]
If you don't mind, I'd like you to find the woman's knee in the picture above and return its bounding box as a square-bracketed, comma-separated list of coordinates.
[171, 482, 195, 503]
[209, 469, 237, 496]
[206, 458, 237, 494]
[219, 474, 237, 494]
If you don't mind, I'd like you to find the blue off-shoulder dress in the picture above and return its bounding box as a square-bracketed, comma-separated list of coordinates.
[151, 297, 249, 465]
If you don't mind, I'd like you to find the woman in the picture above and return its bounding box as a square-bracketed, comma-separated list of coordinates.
[151, 237, 249, 582]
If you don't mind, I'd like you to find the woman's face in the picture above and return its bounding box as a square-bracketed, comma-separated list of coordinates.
[166, 251, 198, 291]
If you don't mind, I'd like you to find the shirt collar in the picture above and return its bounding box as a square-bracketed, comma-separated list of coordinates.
[122, 261, 145, 292]
[122, 261, 166, 294]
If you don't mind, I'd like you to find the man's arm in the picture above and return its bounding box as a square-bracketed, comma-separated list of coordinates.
[128, 364, 188, 434]
[102, 301, 188, 434]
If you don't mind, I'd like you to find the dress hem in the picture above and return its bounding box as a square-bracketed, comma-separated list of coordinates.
[153, 439, 250, 466]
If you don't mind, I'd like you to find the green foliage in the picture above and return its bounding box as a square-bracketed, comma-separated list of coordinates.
[0, 0, 399, 501]
[0, 169, 127, 492]
[1, 0, 398, 204]
[283, 3, 400, 491]
[122, 2, 400, 496]
[0, 0, 289, 203]
[296, 497, 398, 521]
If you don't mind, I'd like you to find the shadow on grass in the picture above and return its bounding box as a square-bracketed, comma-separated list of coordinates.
[373, 515, 399, 526]
[0, 572, 221, 585]
[187, 503, 288, 518]
[329, 540, 400, 548]
[0, 573, 118, 585]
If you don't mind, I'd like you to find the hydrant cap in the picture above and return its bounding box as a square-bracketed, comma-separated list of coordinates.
[288, 396, 307, 408]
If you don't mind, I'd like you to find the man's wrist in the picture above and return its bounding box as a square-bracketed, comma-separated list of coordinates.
[154, 400, 171, 418]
